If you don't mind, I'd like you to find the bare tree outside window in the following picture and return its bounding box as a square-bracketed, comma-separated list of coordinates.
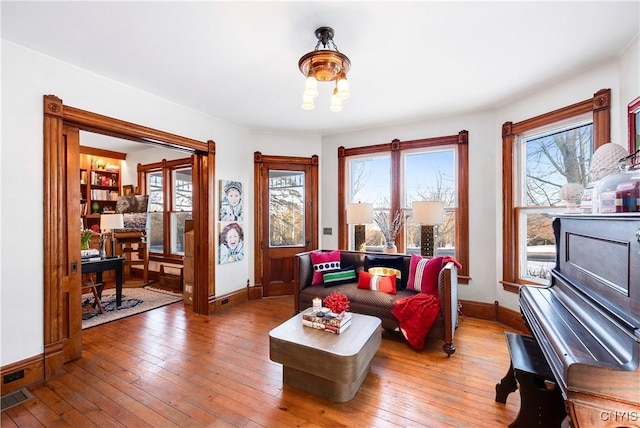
[348, 150, 458, 254]
[525, 124, 593, 206]
[269, 171, 305, 247]
[404, 150, 456, 256]
[520, 122, 593, 281]
[349, 156, 391, 251]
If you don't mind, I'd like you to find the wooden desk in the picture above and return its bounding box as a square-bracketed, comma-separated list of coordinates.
[81, 256, 125, 307]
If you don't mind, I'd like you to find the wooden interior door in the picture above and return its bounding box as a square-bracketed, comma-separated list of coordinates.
[254, 153, 318, 297]
[62, 125, 83, 361]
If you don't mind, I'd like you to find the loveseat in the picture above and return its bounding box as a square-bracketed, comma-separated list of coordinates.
[294, 249, 459, 356]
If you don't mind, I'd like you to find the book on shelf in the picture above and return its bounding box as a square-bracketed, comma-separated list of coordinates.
[302, 318, 352, 334]
[301, 307, 352, 328]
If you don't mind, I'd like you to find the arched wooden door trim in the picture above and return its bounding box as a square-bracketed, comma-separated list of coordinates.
[43, 94, 215, 380]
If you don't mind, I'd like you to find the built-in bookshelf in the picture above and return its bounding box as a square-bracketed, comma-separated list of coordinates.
[80, 146, 126, 230]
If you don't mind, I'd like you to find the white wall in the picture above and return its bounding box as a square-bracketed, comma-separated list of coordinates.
[620, 34, 640, 143]
[321, 44, 638, 312]
[214, 132, 320, 296]
[321, 112, 500, 306]
[121, 145, 189, 186]
[1, 34, 637, 368]
[1, 40, 247, 366]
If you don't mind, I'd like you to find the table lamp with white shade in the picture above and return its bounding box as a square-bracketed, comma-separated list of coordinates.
[346, 202, 373, 251]
[100, 213, 124, 258]
[412, 201, 445, 257]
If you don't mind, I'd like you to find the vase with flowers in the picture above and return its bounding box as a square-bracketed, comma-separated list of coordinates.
[374, 210, 404, 253]
[81, 229, 94, 250]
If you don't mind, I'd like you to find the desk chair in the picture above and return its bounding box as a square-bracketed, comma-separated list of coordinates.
[81, 277, 105, 315]
[113, 195, 149, 285]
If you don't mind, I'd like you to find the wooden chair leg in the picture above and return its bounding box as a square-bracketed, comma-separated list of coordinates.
[82, 277, 105, 315]
[90, 285, 105, 314]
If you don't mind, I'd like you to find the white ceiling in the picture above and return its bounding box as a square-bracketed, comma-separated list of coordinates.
[2, 1, 639, 140]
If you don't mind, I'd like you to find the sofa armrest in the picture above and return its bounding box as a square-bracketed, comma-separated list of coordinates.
[294, 250, 316, 313]
[439, 261, 459, 356]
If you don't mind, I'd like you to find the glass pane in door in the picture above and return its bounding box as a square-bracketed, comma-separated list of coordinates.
[269, 170, 305, 247]
[147, 171, 164, 253]
[171, 168, 193, 255]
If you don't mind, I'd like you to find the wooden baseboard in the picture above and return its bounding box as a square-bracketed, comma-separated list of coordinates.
[459, 299, 528, 334]
[1, 354, 44, 395]
[208, 288, 248, 314]
[459, 299, 495, 320]
[496, 304, 528, 333]
[247, 285, 262, 300]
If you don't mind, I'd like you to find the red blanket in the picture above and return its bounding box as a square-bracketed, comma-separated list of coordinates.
[442, 255, 462, 270]
[391, 293, 440, 350]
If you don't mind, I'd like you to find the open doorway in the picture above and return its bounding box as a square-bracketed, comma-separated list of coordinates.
[78, 131, 193, 328]
[43, 95, 216, 380]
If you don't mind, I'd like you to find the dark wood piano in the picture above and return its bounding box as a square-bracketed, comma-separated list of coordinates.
[518, 214, 640, 427]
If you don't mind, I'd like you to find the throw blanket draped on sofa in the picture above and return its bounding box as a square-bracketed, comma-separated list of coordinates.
[295, 249, 459, 356]
[391, 293, 440, 349]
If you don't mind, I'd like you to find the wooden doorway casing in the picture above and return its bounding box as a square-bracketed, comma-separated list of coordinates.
[253, 152, 318, 297]
[42, 95, 215, 380]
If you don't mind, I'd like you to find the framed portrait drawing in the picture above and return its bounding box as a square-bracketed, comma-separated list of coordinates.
[629, 96, 640, 154]
[218, 221, 244, 264]
[219, 180, 244, 221]
[123, 184, 134, 196]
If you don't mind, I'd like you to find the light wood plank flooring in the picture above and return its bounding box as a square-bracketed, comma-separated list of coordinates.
[2, 296, 521, 427]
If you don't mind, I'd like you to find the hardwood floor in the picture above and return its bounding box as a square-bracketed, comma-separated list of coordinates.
[2, 296, 521, 427]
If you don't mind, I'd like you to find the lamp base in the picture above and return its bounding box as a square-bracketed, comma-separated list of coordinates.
[354, 224, 366, 252]
[420, 225, 435, 258]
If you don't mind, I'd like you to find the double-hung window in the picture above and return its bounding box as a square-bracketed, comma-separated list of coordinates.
[141, 158, 193, 260]
[515, 118, 593, 283]
[404, 148, 457, 256]
[501, 89, 610, 290]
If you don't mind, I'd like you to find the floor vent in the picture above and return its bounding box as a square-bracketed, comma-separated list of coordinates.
[1, 388, 34, 412]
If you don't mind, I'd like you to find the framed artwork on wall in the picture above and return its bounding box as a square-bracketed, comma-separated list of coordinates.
[218, 221, 245, 264]
[628, 96, 640, 154]
[123, 184, 134, 196]
[219, 180, 244, 221]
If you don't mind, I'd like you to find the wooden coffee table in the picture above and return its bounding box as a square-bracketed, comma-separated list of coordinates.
[269, 312, 382, 402]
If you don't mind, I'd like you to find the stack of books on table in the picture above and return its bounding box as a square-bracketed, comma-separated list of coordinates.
[81, 249, 101, 261]
[301, 308, 352, 334]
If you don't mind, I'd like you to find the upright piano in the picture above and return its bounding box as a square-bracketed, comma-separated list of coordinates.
[519, 214, 640, 427]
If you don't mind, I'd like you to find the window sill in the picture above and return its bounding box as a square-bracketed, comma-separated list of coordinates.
[500, 281, 521, 294]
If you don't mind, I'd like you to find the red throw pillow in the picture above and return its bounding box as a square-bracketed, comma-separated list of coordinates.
[357, 270, 397, 295]
[309, 250, 341, 285]
[406, 254, 443, 295]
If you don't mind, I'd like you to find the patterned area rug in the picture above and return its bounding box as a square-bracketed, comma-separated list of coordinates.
[82, 286, 183, 329]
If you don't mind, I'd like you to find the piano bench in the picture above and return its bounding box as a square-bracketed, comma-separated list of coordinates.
[496, 332, 567, 428]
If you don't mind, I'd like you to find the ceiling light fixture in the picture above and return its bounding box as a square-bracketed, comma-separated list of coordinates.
[298, 27, 351, 112]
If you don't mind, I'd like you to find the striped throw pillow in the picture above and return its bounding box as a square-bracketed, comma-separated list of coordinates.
[357, 270, 396, 295]
[323, 268, 356, 287]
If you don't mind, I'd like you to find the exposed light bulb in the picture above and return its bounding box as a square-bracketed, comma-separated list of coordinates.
[301, 94, 315, 110]
[329, 91, 343, 112]
[336, 74, 350, 99]
[303, 72, 319, 98]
